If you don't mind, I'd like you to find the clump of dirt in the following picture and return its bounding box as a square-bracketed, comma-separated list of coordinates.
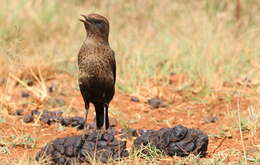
[23, 114, 34, 123]
[130, 96, 140, 102]
[133, 125, 208, 157]
[147, 98, 165, 108]
[36, 124, 208, 164]
[32, 109, 64, 124]
[15, 109, 85, 129]
[35, 129, 129, 164]
[15, 109, 24, 116]
[60, 117, 85, 130]
[14, 108, 209, 161]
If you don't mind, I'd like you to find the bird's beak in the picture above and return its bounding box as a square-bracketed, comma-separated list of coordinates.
[79, 14, 91, 24]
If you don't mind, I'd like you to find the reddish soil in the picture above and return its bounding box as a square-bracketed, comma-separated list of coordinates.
[0, 72, 259, 163]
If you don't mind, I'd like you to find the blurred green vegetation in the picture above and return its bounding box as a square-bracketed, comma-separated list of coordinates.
[0, 0, 259, 93]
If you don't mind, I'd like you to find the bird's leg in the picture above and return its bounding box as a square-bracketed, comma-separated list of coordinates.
[101, 104, 107, 134]
[84, 103, 90, 132]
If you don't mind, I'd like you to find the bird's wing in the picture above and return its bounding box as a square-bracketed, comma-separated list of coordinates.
[110, 50, 116, 84]
[78, 44, 87, 66]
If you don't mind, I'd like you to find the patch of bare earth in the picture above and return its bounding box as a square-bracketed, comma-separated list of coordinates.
[0, 73, 259, 163]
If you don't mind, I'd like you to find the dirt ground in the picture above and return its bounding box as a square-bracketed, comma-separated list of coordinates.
[0, 72, 259, 164]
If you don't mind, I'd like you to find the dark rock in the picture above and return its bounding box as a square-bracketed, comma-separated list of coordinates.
[23, 114, 34, 123]
[36, 129, 128, 164]
[15, 109, 24, 116]
[39, 110, 64, 125]
[48, 84, 57, 93]
[21, 91, 30, 98]
[35, 123, 208, 164]
[147, 98, 164, 108]
[133, 125, 208, 157]
[60, 117, 85, 130]
[130, 96, 140, 102]
[27, 80, 34, 86]
[32, 109, 40, 116]
[204, 116, 218, 123]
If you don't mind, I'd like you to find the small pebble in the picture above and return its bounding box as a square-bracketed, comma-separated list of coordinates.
[27, 80, 34, 86]
[32, 109, 40, 116]
[60, 117, 84, 129]
[147, 98, 163, 108]
[15, 109, 24, 116]
[21, 91, 30, 97]
[23, 114, 34, 123]
[40, 110, 64, 125]
[48, 84, 57, 93]
[204, 116, 218, 123]
[130, 96, 140, 102]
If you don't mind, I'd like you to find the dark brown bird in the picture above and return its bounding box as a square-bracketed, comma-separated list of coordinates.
[78, 13, 116, 130]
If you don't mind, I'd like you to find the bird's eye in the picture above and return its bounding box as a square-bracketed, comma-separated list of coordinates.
[93, 19, 103, 24]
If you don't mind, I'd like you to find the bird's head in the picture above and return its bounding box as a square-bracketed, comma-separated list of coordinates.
[80, 13, 110, 43]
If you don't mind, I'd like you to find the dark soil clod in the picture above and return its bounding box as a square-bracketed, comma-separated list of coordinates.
[21, 91, 30, 97]
[48, 84, 57, 93]
[27, 80, 34, 86]
[39, 110, 64, 125]
[15, 109, 24, 116]
[23, 114, 34, 123]
[60, 117, 85, 130]
[31, 109, 40, 116]
[130, 96, 140, 102]
[133, 125, 208, 157]
[204, 116, 218, 123]
[36, 129, 128, 164]
[35, 124, 208, 164]
[36, 124, 208, 164]
[147, 98, 164, 108]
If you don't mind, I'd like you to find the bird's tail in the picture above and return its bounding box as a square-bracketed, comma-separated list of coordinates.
[94, 103, 109, 129]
